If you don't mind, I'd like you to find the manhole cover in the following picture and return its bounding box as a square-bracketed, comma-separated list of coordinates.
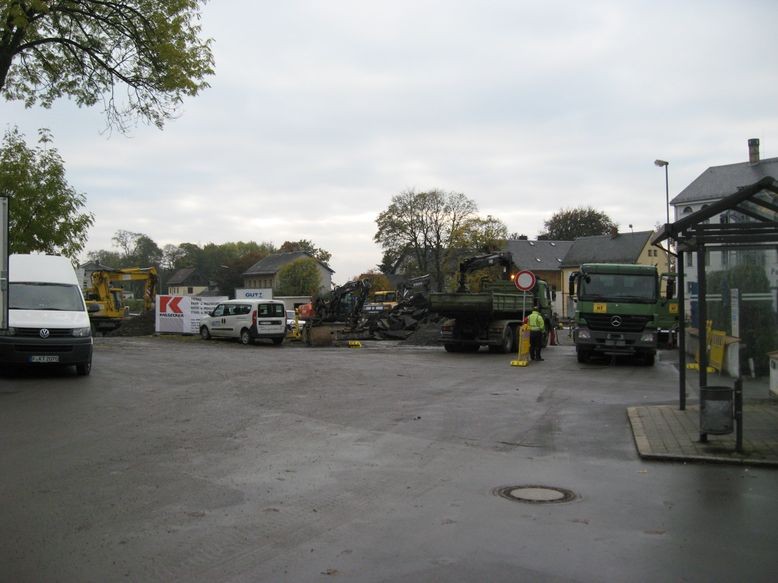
[493, 485, 577, 504]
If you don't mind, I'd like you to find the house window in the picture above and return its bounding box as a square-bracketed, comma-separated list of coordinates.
[683, 206, 693, 215]
[736, 250, 764, 266]
[188, 287, 194, 294]
[686, 253, 694, 268]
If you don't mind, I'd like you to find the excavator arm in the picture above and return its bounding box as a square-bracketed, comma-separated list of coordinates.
[85, 267, 159, 333]
[457, 252, 515, 292]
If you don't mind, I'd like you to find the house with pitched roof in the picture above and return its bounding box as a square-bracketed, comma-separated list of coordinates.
[242, 251, 333, 293]
[504, 239, 573, 316]
[669, 138, 778, 295]
[166, 267, 209, 296]
[559, 229, 668, 318]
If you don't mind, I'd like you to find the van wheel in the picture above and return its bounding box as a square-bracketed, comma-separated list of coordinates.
[240, 329, 252, 345]
[272, 337, 284, 345]
[76, 360, 91, 376]
[200, 326, 211, 340]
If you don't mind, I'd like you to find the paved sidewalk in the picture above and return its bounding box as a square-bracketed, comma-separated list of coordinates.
[628, 401, 778, 466]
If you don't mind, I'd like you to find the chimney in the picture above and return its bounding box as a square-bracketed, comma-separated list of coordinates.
[748, 138, 760, 165]
[609, 225, 618, 239]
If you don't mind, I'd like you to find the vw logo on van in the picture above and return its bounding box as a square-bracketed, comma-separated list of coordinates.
[39, 328, 50, 339]
[610, 316, 623, 328]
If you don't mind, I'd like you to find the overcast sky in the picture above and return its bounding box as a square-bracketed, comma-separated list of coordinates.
[3, 0, 778, 282]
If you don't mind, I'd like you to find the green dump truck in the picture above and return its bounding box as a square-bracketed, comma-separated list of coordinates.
[569, 263, 664, 365]
[429, 252, 554, 353]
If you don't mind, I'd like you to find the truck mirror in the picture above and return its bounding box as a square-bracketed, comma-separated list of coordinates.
[666, 277, 675, 300]
[551, 286, 557, 301]
[568, 273, 577, 297]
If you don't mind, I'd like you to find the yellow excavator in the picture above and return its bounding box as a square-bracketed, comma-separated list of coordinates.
[84, 267, 158, 334]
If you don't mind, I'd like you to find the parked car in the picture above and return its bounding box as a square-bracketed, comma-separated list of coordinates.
[286, 309, 306, 331]
[200, 299, 286, 345]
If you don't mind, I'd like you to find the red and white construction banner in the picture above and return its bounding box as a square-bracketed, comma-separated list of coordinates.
[155, 295, 226, 334]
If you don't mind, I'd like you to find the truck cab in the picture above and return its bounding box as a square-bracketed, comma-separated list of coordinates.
[569, 263, 661, 365]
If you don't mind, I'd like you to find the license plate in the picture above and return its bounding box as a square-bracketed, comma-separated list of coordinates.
[30, 355, 59, 363]
[605, 339, 626, 346]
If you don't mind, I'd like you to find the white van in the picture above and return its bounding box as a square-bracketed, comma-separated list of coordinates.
[0, 254, 95, 375]
[199, 299, 287, 345]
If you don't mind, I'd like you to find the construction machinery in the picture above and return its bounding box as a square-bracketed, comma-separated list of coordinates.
[429, 252, 554, 353]
[397, 273, 432, 305]
[299, 279, 372, 345]
[84, 267, 158, 334]
[363, 289, 398, 314]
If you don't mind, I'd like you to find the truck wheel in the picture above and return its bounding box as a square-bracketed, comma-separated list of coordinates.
[444, 343, 460, 353]
[497, 328, 515, 354]
[576, 348, 590, 363]
[200, 326, 211, 340]
[644, 353, 656, 366]
[240, 329, 252, 345]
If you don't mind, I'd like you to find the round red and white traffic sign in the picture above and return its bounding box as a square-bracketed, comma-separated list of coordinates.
[514, 270, 536, 291]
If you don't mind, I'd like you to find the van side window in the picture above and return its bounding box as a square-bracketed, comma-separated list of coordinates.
[212, 304, 226, 317]
[239, 304, 251, 315]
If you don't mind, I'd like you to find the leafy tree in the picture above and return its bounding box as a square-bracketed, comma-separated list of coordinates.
[0, 0, 214, 131]
[276, 257, 321, 296]
[375, 189, 491, 291]
[161, 244, 185, 270]
[158, 240, 276, 296]
[456, 215, 508, 253]
[540, 206, 616, 240]
[278, 240, 332, 264]
[85, 249, 123, 267]
[358, 271, 392, 295]
[109, 230, 162, 266]
[0, 127, 93, 258]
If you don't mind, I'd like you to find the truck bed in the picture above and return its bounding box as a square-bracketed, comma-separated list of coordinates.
[429, 291, 533, 318]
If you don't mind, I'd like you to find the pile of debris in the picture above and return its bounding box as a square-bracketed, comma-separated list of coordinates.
[102, 311, 156, 337]
[363, 295, 439, 342]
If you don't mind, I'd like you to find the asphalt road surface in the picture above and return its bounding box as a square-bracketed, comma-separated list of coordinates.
[1, 334, 777, 582]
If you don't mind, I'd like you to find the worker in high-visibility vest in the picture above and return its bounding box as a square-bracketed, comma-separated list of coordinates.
[528, 305, 545, 361]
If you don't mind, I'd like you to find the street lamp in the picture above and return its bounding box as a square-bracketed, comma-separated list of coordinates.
[654, 159, 671, 273]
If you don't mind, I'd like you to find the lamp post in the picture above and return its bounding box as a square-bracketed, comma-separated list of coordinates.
[654, 159, 671, 273]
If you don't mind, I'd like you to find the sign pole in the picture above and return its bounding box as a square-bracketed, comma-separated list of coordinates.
[511, 270, 536, 368]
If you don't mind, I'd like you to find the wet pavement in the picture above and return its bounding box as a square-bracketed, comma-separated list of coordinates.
[628, 355, 778, 466]
[1, 334, 777, 582]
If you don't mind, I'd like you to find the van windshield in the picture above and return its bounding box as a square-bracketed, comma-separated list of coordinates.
[10, 282, 85, 311]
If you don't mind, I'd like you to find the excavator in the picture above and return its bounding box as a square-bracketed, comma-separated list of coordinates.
[298, 279, 372, 345]
[84, 267, 158, 334]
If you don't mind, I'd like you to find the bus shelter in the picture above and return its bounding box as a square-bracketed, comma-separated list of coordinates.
[652, 177, 778, 442]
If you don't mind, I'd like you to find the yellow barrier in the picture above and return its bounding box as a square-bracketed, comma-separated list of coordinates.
[708, 330, 726, 372]
[687, 320, 716, 373]
[510, 324, 531, 367]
